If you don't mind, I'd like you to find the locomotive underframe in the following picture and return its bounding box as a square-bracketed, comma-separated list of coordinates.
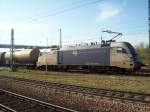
[37, 64, 133, 74]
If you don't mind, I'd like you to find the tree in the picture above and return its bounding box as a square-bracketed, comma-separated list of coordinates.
[135, 43, 149, 64]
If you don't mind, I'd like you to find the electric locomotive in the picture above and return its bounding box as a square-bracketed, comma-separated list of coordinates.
[37, 40, 141, 72]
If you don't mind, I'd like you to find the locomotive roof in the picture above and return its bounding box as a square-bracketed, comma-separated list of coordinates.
[110, 41, 132, 48]
[59, 42, 131, 51]
[60, 44, 108, 51]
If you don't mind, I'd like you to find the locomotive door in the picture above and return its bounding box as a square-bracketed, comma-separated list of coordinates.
[58, 51, 63, 64]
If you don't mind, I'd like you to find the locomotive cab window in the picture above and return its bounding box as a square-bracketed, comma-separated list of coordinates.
[116, 47, 127, 53]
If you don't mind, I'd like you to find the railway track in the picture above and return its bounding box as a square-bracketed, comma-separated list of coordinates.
[134, 69, 150, 75]
[59, 69, 150, 76]
[134, 72, 150, 76]
[0, 75, 150, 104]
[0, 89, 78, 112]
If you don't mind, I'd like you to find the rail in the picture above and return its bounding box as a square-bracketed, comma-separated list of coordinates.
[0, 89, 78, 112]
[0, 75, 150, 104]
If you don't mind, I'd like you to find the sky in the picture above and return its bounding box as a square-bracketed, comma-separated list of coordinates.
[0, 0, 148, 47]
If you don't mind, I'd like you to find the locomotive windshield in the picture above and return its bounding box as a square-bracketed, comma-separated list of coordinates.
[116, 47, 127, 53]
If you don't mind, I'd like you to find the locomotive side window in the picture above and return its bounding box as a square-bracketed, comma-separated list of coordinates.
[116, 47, 127, 53]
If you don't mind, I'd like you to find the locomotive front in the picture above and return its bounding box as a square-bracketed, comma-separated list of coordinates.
[123, 42, 141, 70]
[110, 42, 141, 71]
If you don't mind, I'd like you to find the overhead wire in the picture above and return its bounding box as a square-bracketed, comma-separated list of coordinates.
[15, 0, 103, 25]
[11, 0, 147, 46]
[14, 0, 87, 24]
[61, 29, 147, 45]
[12, 0, 104, 46]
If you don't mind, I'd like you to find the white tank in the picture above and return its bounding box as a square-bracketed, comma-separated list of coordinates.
[4, 48, 40, 64]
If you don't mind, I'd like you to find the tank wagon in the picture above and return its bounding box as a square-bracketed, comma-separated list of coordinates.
[4, 48, 40, 67]
[37, 41, 141, 73]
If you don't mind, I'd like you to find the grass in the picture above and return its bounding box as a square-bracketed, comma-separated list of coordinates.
[0, 68, 150, 94]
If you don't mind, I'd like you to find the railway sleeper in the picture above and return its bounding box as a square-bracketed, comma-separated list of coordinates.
[0, 98, 18, 104]
[15, 104, 40, 112]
